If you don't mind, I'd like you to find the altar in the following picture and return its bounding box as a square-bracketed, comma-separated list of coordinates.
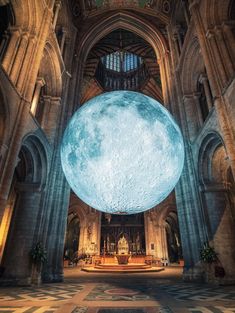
[116, 254, 130, 264]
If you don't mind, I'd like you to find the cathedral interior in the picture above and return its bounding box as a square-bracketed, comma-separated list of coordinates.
[0, 0, 235, 312]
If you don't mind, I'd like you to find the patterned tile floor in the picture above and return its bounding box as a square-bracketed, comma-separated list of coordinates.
[0, 268, 234, 313]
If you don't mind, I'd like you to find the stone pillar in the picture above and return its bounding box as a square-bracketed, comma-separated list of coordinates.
[0, 3, 53, 215]
[193, 93, 204, 125]
[60, 27, 67, 55]
[222, 22, 235, 64]
[41, 150, 70, 283]
[144, 212, 153, 256]
[0, 144, 8, 175]
[190, 1, 235, 181]
[183, 94, 202, 140]
[160, 225, 168, 259]
[30, 78, 45, 116]
[158, 53, 172, 111]
[16, 35, 36, 91]
[52, 1, 61, 30]
[182, 0, 190, 27]
[199, 73, 213, 111]
[0, 31, 9, 60]
[214, 26, 234, 78]
[2, 27, 21, 74]
[173, 33, 180, 60]
[2, 183, 42, 284]
[0, 189, 15, 263]
[97, 213, 101, 254]
[78, 225, 86, 253]
[201, 183, 235, 283]
[9, 33, 29, 84]
[41, 96, 61, 142]
[174, 138, 208, 281]
[175, 25, 183, 51]
[206, 30, 228, 87]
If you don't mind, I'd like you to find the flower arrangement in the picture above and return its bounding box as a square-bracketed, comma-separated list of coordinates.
[30, 242, 47, 265]
[200, 242, 217, 264]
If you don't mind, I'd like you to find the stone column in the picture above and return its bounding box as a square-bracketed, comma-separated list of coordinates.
[174, 138, 208, 281]
[190, 0, 235, 181]
[0, 189, 15, 263]
[193, 93, 204, 125]
[222, 22, 235, 64]
[78, 225, 86, 253]
[2, 27, 21, 74]
[0, 31, 9, 60]
[60, 27, 67, 55]
[173, 32, 180, 60]
[183, 94, 202, 140]
[214, 26, 234, 78]
[2, 183, 42, 284]
[160, 225, 168, 260]
[199, 73, 213, 111]
[9, 33, 29, 84]
[206, 30, 228, 87]
[97, 212, 101, 254]
[0, 4, 54, 259]
[158, 53, 172, 111]
[30, 78, 45, 116]
[40, 96, 61, 142]
[16, 35, 36, 91]
[52, 1, 61, 30]
[175, 25, 183, 51]
[0, 144, 8, 175]
[41, 151, 71, 282]
[144, 212, 152, 256]
[182, 0, 190, 27]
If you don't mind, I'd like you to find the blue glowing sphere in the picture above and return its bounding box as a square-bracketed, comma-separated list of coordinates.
[61, 91, 184, 214]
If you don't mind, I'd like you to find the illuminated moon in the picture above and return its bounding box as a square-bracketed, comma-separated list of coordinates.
[61, 91, 184, 214]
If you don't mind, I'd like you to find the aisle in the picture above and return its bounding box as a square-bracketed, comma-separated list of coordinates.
[0, 268, 234, 313]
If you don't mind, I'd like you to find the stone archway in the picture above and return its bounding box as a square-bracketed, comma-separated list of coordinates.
[198, 132, 235, 283]
[64, 212, 80, 262]
[1, 133, 48, 284]
[73, 11, 171, 108]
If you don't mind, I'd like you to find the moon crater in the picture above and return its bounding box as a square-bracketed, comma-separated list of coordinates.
[61, 91, 184, 214]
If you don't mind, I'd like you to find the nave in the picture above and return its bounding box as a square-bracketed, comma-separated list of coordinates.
[0, 268, 234, 312]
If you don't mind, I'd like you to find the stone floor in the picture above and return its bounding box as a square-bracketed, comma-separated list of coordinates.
[0, 267, 235, 313]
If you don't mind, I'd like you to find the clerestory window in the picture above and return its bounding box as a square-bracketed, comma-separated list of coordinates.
[102, 51, 142, 73]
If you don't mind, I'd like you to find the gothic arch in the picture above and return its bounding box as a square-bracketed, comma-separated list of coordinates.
[20, 132, 50, 188]
[198, 131, 235, 280]
[1, 132, 50, 280]
[75, 11, 169, 105]
[38, 39, 63, 98]
[68, 204, 87, 223]
[181, 36, 205, 94]
[79, 11, 168, 59]
[198, 131, 227, 187]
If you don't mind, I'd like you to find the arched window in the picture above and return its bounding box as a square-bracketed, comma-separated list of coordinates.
[102, 50, 142, 73]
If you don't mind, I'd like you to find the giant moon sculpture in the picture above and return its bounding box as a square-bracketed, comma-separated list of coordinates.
[61, 91, 184, 214]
